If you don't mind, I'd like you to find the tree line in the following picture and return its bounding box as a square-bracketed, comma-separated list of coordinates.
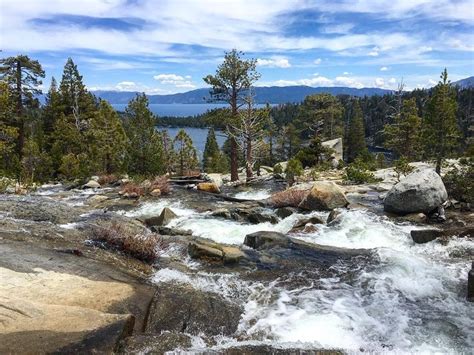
[0, 56, 199, 183]
[1, 51, 472, 185]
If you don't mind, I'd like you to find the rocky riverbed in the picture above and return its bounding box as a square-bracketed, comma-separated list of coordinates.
[0, 169, 473, 354]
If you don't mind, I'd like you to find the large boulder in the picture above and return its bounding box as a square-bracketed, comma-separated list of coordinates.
[145, 283, 241, 336]
[144, 207, 177, 227]
[206, 173, 223, 188]
[298, 181, 348, 211]
[410, 229, 443, 244]
[384, 169, 448, 215]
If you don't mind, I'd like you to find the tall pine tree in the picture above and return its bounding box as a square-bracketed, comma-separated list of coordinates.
[423, 69, 460, 174]
[89, 100, 127, 174]
[173, 129, 198, 176]
[123, 93, 165, 176]
[203, 128, 228, 173]
[346, 101, 367, 162]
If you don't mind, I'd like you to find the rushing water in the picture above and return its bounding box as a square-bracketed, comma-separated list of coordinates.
[126, 189, 473, 353]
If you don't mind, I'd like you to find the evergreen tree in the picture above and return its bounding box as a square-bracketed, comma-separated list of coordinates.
[123, 93, 165, 176]
[89, 100, 127, 174]
[0, 82, 19, 175]
[21, 138, 52, 183]
[42, 77, 61, 150]
[346, 101, 367, 162]
[161, 129, 174, 175]
[0, 55, 45, 160]
[298, 93, 344, 140]
[203, 128, 228, 173]
[423, 69, 460, 174]
[204, 49, 260, 181]
[173, 129, 198, 176]
[384, 98, 422, 161]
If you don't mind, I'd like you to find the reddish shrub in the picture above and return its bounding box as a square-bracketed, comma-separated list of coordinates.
[98, 174, 119, 185]
[120, 182, 145, 197]
[90, 220, 163, 263]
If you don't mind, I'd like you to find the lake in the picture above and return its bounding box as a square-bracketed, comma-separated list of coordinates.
[112, 103, 229, 117]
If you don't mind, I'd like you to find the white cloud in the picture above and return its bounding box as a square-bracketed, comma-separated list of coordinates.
[257, 57, 291, 68]
[262, 75, 364, 88]
[375, 77, 385, 87]
[343, 71, 350, 75]
[153, 73, 196, 88]
[380, 66, 388, 71]
[368, 47, 380, 57]
[313, 58, 322, 65]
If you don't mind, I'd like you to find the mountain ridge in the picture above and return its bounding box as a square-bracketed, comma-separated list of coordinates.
[92, 85, 394, 104]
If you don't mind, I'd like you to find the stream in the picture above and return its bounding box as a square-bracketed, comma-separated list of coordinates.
[123, 187, 473, 353]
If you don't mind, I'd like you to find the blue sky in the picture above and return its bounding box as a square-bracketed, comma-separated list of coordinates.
[1, 0, 473, 94]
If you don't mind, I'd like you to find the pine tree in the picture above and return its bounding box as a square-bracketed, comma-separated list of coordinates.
[0, 55, 45, 160]
[384, 97, 422, 161]
[89, 100, 127, 174]
[42, 77, 62, 150]
[423, 69, 460, 174]
[173, 129, 198, 176]
[298, 93, 344, 140]
[123, 93, 165, 176]
[203, 128, 228, 173]
[346, 101, 367, 162]
[204, 49, 260, 181]
[161, 129, 174, 175]
[0, 81, 19, 175]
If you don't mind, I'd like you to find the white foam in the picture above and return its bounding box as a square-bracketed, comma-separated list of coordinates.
[123, 199, 195, 218]
[233, 189, 272, 200]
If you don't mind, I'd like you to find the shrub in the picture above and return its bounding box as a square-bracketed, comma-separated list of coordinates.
[120, 182, 145, 197]
[273, 163, 283, 175]
[90, 220, 163, 263]
[150, 175, 171, 195]
[393, 157, 414, 182]
[98, 174, 119, 185]
[344, 158, 380, 184]
[285, 158, 304, 186]
[443, 159, 474, 203]
[270, 188, 308, 208]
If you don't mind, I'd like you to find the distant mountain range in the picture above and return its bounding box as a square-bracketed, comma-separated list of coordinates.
[453, 76, 474, 89]
[93, 86, 394, 105]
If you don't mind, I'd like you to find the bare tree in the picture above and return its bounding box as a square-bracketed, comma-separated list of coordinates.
[227, 92, 270, 180]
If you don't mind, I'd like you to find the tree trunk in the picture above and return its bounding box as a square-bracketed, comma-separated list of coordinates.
[245, 135, 253, 180]
[230, 91, 239, 181]
[436, 157, 441, 175]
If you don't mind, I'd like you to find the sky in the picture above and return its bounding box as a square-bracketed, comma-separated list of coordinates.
[1, 0, 473, 94]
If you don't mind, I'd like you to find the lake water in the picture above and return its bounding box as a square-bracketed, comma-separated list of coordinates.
[113, 103, 229, 117]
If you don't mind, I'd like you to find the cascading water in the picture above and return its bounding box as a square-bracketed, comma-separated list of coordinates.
[130, 189, 473, 353]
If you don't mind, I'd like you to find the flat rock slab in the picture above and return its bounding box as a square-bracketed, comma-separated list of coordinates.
[0, 240, 154, 353]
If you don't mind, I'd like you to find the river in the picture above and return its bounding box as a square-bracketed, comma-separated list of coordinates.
[123, 187, 474, 353]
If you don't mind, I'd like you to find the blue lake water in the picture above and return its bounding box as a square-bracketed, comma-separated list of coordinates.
[112, 103, 229, 117]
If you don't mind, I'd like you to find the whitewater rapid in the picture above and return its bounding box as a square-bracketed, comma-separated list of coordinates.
[128, 189, 473, 353]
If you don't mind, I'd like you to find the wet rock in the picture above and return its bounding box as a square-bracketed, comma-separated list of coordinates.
[327, 209, 343, 225]
[411, 229, 443, 244]
[275, 206, 297, 219]
[402, 213, 427, 224]
[205, 173, 223, 188]
[222, 246, 245, 264]
[298, 181, 348, 211]
[384, 169, 448, 215]
[145, 283, 241, 336]
[247, 210, 278, 224]
[118, 332, 192, 354]
[211, 208, 232, 219]
[244, 231, 289, 250]
[293, 216, 325, 229]
[152, 226, 193, 236]
[188, 242, 224, 260]
[197, 182, 221, 194]
[144, 207, 177, 227]
[87, 194, 109, 206]
[83, 180, 101, 189]
[468, 262, 474, 302]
